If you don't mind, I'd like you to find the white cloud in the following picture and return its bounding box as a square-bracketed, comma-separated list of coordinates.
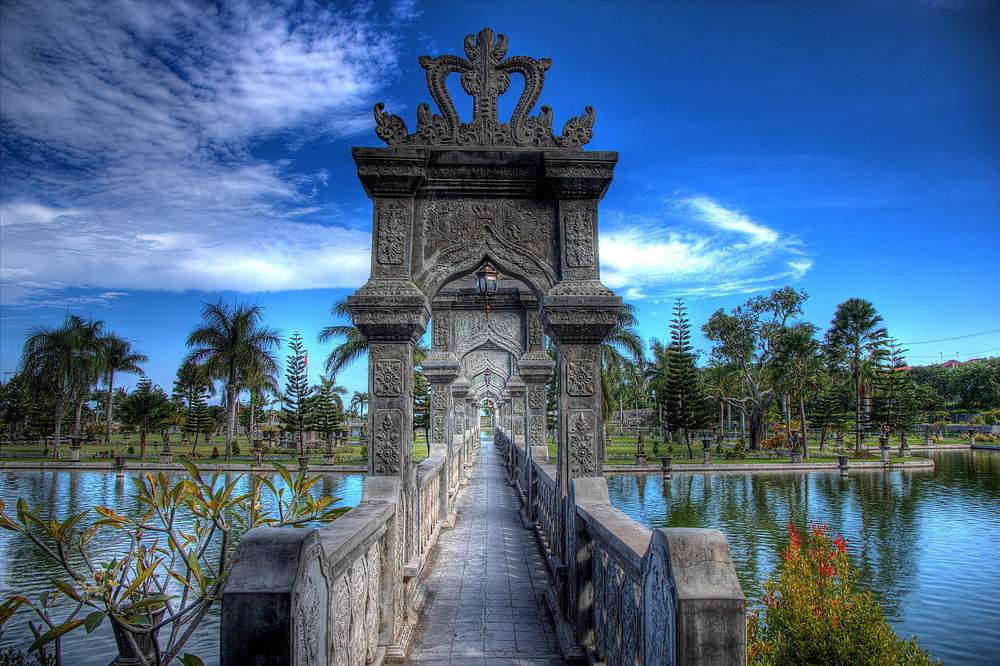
[600, 196, 812, 300]
[0, 0, 406, 306]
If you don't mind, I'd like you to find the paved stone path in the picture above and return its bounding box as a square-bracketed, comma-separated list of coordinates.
[403, 438, 565, 666]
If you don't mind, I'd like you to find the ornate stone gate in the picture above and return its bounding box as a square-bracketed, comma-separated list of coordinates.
[348, 25, 621, 600]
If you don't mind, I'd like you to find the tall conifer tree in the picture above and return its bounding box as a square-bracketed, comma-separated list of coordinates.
[282, 332, 312, 456]
[657, 300, 713, 458]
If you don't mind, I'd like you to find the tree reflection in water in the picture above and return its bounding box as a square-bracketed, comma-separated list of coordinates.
[605, 450, 1000, 665]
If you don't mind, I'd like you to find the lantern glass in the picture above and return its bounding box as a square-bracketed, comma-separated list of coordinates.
[475, 262, 498, 296]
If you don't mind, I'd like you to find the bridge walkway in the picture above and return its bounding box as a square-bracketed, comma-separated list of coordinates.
[403, 437, 565, 665]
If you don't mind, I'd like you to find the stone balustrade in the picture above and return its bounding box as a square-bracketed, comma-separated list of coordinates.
[221, 433, 474, 665]
[499, 434, 746, 665]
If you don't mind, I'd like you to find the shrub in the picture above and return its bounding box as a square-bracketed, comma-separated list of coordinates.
[748, 523, 940, 665]
[726, 442, 747, 460]
[231, 441, 240, 456]
[974, 433, 997, 443]
[761, 433, 788, 451]
[210, 446, 219, 459]
[126, 445, 135, 455]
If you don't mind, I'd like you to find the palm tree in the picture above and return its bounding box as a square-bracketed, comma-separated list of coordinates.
[349, 391, 368, 419]
[185, 300, 281, 460]
[824, 298, 888, 452]
[600, 302, 647, 422]
[97, 333, 148, 443]
[20, 314, 105, 458]
[318, 298, 368, 377]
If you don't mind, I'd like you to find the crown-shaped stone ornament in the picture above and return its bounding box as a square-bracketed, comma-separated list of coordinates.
[374, 28, 595, 148]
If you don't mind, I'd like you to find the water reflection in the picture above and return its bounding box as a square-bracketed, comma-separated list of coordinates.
[0, 469, 365, 665]
[607, 450, 1000, 665]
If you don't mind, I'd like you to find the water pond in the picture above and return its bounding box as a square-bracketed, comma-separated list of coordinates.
[605, 449, 1000, 665]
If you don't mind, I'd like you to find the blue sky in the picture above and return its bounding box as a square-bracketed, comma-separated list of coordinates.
[2, 0, 998, 399]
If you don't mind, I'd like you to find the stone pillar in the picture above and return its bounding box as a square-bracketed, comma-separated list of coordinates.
[506, 376, 526, 486]
[423, 352, 460, 495]
[543, 279, 621, 633]
[451, 377, 471, 485]
[348, 279, 430, 586]
[519, 350, 553, 519]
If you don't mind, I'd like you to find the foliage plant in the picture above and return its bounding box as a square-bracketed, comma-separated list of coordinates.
[748, 523, 939, 666]
[0, 461, 347, 666]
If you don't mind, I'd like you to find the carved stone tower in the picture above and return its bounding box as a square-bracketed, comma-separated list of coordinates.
[349, 27, 621, 575]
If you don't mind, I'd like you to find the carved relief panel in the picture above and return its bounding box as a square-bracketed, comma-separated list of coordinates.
[417, 197, 557, 293]
[373, 360, 404, 397]
[568, 410, 597, 475]
[566, 360, 596, 396]
[373, 410, 403, 475]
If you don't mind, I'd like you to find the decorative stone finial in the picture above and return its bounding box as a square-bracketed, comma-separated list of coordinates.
[374, 28, 594, 148]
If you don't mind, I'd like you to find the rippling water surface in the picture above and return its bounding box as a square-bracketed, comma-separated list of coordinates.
[0, 469, 365, 665]
[606, 449, 1000, 665]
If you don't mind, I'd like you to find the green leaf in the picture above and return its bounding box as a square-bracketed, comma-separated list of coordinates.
[49, 578, 83, 602]
[84, 610, 107, 633]
[120, 560, 162, 601]
[186, 549, 204, 588]
[27, 618, 85, 652]
[179, 654, 206, 666]
[0, 596, 27, 625]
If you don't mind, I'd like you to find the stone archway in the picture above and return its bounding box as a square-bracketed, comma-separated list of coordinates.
[347, 26, 621, 584]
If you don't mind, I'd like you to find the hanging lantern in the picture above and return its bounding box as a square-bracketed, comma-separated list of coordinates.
[484, 368, 492, 389]
[475, 261, 499, 319]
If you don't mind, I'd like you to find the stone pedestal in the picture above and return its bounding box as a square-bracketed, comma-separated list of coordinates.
[837, 455, 849, 475]
[880, 447, 890, 463]
[635, 453, 647, 466]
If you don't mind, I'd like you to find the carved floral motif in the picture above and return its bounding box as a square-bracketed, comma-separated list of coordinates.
[373, 28, 594, 148]
[374, 411, 401, 475]
[565, 211, 594, 267]
[433, 391, 447, 411]
[373, 360, 404, 396]
[568, 410, 596, 475]
[566, 360, 596, 396]
[530, 415, 544, 444]
[377, 209, 406, 265]
[529, 387, 545, 410]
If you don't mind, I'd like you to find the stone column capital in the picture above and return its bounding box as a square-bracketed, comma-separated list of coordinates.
[348, 280, 430, 343]
[518, 351, 555, 381]
[422, 352, 461, 383]
[543, 281, 621, 344]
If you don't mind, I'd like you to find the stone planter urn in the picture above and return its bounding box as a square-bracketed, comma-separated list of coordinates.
[660, 456, 673, 473]
[110, 606, 165, 666]
[114, 455, 127, 471]
[69, 436, 82, 462]
[298, 456, 309, 471]
[837, 455, 849, 475]
[789, 451, 802, 464]
[253, 438, 264, 467]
